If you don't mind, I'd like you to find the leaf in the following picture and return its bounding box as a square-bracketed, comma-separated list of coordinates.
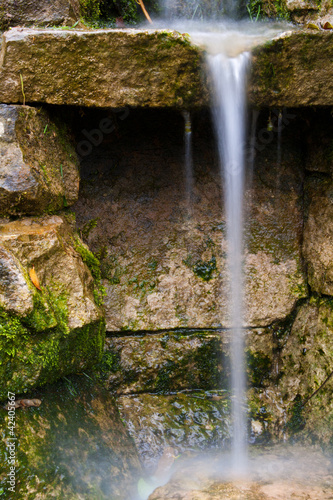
[323, 21, 333, 30]
[29, 266, 41, 290]
[306, 23, 320, 30]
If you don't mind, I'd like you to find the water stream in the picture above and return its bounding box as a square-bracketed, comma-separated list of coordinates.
[208, 51, 250, 473]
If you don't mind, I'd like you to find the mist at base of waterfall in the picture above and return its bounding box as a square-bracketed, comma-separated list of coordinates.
[142, 445, 333, 500]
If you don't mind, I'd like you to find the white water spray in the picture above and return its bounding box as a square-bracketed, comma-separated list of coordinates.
[208, 51, 250, 474]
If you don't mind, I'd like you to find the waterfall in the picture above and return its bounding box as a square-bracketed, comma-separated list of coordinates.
[208, 51, 250, 474]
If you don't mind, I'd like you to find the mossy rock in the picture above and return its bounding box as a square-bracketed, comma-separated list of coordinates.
[0, 215, 105, 399]
[0, 104, 79, 217]
[0, 375, 141, 499]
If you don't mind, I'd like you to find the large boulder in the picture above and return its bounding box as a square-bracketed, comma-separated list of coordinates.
[0, 215, 105, 399]
[0, 0, 78, 30]
[0, 105, 79, 216]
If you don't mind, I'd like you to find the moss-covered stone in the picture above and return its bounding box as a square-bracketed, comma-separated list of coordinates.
[303, 176, 333, 295]
[0, 104, 80, 217]
[117, 391, 231, 471]
[0, 215, 105, 399]
[279, 297, 333, 445]
[0, 28, 206, 109]
[101, 331, 227, 394]
[0, 375, 141, 499]
[250, 32, 333, 107]
[0, 0, 78, 30]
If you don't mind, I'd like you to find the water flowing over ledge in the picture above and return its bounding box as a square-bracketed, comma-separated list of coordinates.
[0, 27, 332, 108]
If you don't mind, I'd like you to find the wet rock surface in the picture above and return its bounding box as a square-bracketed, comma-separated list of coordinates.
[117, 391, 231, 472]
[250, 32, 333, 107]
[0, 105, 79, 216]
[0, 215, 105, 398]
[73, 109, 306, 331]
[0, 376, 141, 499]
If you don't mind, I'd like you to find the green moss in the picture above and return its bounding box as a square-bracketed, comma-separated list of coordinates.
[99, 350, 121, 374]
[73, 236, 106, 307]
[79, 0, 101, 20]
[79, 0, 142, 25]
[287, 395, 306, 434]
[247, 350, 272, 387]
[81, 217, 99, 238]
[184, 255, 218, 281]
[0, 303, 105, 400]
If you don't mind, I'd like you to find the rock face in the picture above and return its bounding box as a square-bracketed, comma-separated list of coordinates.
[0, 0, 78, 29]
[279, 298, 333, 444]
[0, 28, 206, 109]
[103, 331, 225, 394]
[0, 376, 141, 499]
[0, 105, 79, 216]
[117, 392, 231, 471]
[0, 215, 105, 399]
[73, 109, 306, 331]
[303, 177, 333, 295]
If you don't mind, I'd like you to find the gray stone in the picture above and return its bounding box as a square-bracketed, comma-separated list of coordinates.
[0, 246, 33, 316]
[0, 105, 79, 216]
[0, 0, 78, 29]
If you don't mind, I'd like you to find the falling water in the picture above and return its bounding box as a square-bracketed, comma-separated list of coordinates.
[208, 51, 250, 474]
[183, 111, 194, 216]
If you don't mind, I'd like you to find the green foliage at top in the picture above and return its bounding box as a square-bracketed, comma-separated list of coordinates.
[78, 0, 145, 26]
[246, 0, 290, 20]
[79, 0, 101, 20]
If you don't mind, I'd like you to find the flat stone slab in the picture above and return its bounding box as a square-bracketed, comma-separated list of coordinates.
[250, 31, 333, 106]
[0, 28, 206, 108]
[0, 28, 332, 107]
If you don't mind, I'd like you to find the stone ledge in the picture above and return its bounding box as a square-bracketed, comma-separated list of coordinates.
[0, 28, 332, 108]
[0, 28, 207, 108]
